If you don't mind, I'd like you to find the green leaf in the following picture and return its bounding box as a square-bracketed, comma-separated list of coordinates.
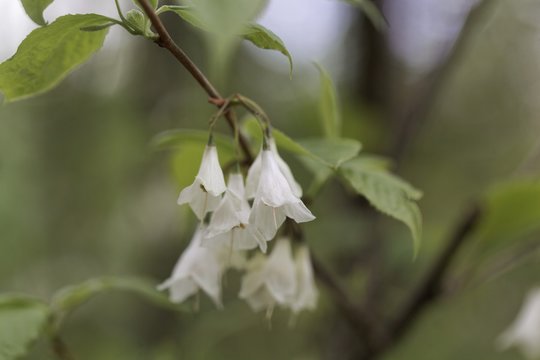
[0, 14, 112, 102]
[343, 0, 387, 32]
[473, 179, 540, 256]
[340, 157, 423, 255]
[20, 0, 54, 26]
[242, 24, 293, 75]
[0, 294, 50, 360]
[314, 63, 341, 138]
[50, 277, 187, 331]
[158, 5, 292, 73]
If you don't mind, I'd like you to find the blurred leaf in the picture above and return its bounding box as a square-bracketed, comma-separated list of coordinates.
[340, 157, 422, 255]
[50, 277, 187, 331]
[472, 179, 540, 257]
[343, 0, 387, 32]
[20, 0, 53, 26]
[242, 117, 361, 169]
[0, 294, 49, 360]
[314, 63, 341, 138]
[152, 129, 236, 188]
[151, 129, 235, 153]
[158, 5, 292, 72]
[242, 24, 293, 75]
[0, 14, 111, 102]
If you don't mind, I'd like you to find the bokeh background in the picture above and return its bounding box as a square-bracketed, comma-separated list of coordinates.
[1, 0, 540, 359]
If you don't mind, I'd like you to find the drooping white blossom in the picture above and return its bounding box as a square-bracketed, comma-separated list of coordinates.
[249, 149, 315, 240]
[290, 245, 318, 313]
[239, 239, 297, 312]
[498, 287, 540, 359]
[157, 228, 228, 307]
[245, 138, 302, 199]
[203, 173, 267, 252]
[177, 145, 226, 219]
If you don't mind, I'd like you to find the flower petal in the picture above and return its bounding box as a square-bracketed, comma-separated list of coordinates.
[270, 139, 303, 198]
[282, 201, 316, 223]
[245, 150, 262, 199]
[265, 239, 297, 304]
[197, 145, 226, 196]
[250, 199, 286, 240]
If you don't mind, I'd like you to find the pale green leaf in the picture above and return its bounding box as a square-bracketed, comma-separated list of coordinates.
[242, 24, 293, 75]
[343, 0, 387, 32]
[50, 277, 187, 331]
[314, 63, 341, 138]
[20, 0, 54, 26]
[0, 14, 112, 102]
[0, 295, 49, 360]
[340, 158, 423, 255]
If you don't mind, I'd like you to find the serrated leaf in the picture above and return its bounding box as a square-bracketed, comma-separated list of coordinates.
[0, 14, 112, 102]
[340, 158, 422, 255]
[472, 179, 540, 256]
[314, 63, 341, 138]
[20, 0, 54, 26]
[0, 295, 50, 360]
[50, 277, 187, 331]
[242, 24, 293, 75]
[343, 0, 387, 32]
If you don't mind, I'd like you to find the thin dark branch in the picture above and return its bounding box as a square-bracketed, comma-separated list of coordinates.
[389, 0, 495, 167]
[136, 0, 253, 162]
[312, 255, 384, 353]
[52, 336, 75, 360]
[387, 205, 482, 345]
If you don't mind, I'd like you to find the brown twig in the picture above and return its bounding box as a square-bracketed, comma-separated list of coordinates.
[52, 336, 75, 360]
[136, 0, 253, 162]
[387, 205, 482, 345]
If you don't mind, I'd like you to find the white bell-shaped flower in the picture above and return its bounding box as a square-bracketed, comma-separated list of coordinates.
[290, 245, 318, 313]
[177, 145, 227, 219]
[249, 149, 315, 240]
[498, 287, 540, 359]
[157, 228, 228, 307]
[245, 138, 302, 199]
[239, 239, 297, 312]
[203, 173, 268, 252]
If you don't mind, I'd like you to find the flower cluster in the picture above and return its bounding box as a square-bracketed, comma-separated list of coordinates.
[159, 140, 318, 315]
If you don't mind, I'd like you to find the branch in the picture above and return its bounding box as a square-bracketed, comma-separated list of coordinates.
[387, 205, 481, 344]
[389, 0, 495, 167]
[51, 336, 75, 360]
[311, 255, 384, 354]
[136, 0, 253, 162]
